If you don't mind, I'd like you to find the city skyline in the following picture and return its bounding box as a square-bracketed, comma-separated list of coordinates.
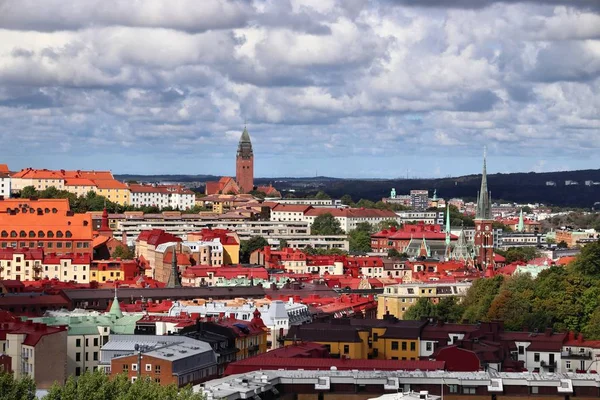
[0, 0, 599, 178]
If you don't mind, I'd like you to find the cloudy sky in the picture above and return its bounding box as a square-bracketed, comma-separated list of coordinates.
[0, 0, 599, 178]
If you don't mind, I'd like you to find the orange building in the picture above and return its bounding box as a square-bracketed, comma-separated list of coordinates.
[0, 198, 93, 255]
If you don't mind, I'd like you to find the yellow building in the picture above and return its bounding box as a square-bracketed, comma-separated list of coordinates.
[377, 282, 472, 319]
[187, 229, 240, 265]
[94, 180, 131, 206]
[284, 319, 425, 361]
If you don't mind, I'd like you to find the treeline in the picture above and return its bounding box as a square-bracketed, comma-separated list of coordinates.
[405, 241, 600, 339]
[1, 370, 203, 399]
[15, 186, 209, 214]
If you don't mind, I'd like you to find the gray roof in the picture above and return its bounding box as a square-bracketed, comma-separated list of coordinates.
[106, 334, 215, 363]
[62, 286, 266, 300]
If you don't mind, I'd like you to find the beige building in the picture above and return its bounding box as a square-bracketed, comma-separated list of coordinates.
[1, 318, 68, 389]
[377, 282, 472, 319]
[0, 249, 91, 284]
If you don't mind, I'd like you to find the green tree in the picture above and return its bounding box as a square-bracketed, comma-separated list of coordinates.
[112, 245, 135, 260]
[349, 229, 372, 253]
[249, 190, 267, 199]
[340, 194, 354, 206]
[522, 206, 532, 213]
[20, 186, 38, 199]
[314, 191, 331, 200]
[387, 248, 401, 258]
[279, 239, 289, 249]
[572, 241, 600, 276]
[311, 213, 344, 235]
[240, 236, 269, 263]
[404, 298, 436, 320]
[557, 240, 568, 248]
[0, 373, 36, 400]
[355, 199, 376, 209]
[43, 369, 204, 400]
[377, 219, 400, 231]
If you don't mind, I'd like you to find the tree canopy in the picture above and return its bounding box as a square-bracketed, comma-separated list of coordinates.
[111, 245, 136, 260]
[348, 222, 373, 253]
[311, 213, 344, 235]
[240, 236, 269, 263]
[402, 245, 600, 338]
[42, 370, 203, 400]
[495, 247, 541, 264]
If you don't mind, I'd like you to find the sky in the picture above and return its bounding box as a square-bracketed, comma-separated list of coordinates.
[0, 0, 599, 179]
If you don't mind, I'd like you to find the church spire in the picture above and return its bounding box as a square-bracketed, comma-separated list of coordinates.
[475, 147, 492, 220]
[166, 245, 181, 288]
[237, 126, 253, 159]
[517, 208, 525, 232]
[445, 204, 451, 246]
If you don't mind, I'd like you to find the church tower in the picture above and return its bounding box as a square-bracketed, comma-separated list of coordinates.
[474, 149, 495, 271]
[236, 126, 254, 193]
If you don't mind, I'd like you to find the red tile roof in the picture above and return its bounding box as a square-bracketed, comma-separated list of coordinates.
[137, 229, 182, 246]
[0, 164, 9, 174]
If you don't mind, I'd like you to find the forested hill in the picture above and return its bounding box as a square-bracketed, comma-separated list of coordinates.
[115, 169, 600, 208]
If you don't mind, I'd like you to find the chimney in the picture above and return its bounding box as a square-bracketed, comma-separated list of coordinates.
[229, 313, 236, 320]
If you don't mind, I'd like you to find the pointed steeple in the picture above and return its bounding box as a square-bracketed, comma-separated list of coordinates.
[445, 205, 451, 246]
[108, 285, 123, 319]
[237, 126, 253, 159]
[166, 245, 182, 288]
[517, 209, 525, 232]
[475, 147, 492, 220]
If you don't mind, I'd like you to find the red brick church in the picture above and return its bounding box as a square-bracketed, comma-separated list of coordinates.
[205, 127, 280, 197]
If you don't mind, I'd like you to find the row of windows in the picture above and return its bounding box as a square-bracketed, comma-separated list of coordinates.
[0, 241, 89, 249]
[0, 230, 73, 238]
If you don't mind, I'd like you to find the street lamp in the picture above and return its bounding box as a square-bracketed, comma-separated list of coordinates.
[134, 344, 150, 379]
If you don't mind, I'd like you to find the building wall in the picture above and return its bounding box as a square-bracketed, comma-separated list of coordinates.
[11, 178, 65, 192]
[111, 354, 177, 386]
[96, 188, 131, 206]
[66, 333, 105, 378]
[0, 176, 11, 199]
[65, 185, 97, 197]
[236, 156, 254, 193]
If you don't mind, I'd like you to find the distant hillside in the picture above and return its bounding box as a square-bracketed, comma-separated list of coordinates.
[115, 169, 600, 208]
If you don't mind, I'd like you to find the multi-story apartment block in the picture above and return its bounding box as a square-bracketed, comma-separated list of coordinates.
[128, 183, 195, 210]
[0, 248, 92, 283]
[270, 205, 400, 233]
[32, 296, 143, 378]
[0, 312, 68, 389]
[377, 282, 472, 319]
[0, 164, 11, 199]
[0, 199, 94, 255]
[410, 190, 429, 211]
[397, 210, 444, 225]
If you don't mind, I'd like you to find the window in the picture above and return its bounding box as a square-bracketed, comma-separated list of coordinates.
[93, 352, 98, 361]
[76, 352, 81, 362]
[402, 341, 407, 351]
[47, 231, 54, 238]
[76, 367, 81, 376]
[146, 364, 152, 372]
[410, 342, 416, 351]
[131, 364, 138, 371]
[343, 345, 349, 354]
[155, 365, 161, 374]
[93, 338, 99, 347]
[534, 353, 540, 362]
[391, 341, 399, 350]
[76, 339, 81, 347]
[373, 333, 378, 342]
[566, 361, 571, 369]
[518, 345, 524, 355]
[448, 385, 458, 393]
[38, 231, 45, 238]
[426, 342, 433, 352]
[531, 387, 539, 394]
[462, 387, 476, 395]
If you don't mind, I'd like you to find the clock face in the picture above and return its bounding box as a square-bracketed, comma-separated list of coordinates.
[485, 225, 490, 231]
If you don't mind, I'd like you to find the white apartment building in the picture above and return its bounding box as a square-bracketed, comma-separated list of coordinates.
[0, 166, 10, 198]
[169, 299, 312, 350]
[128, 184, 195, 210]
[397, 211, 444, 225]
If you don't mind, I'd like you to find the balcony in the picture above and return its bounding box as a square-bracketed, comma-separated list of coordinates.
[561, 350, 592, 360]
[540, 360, 558, 368]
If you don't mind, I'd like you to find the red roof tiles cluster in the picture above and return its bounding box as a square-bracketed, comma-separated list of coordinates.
[137, 229, 182, 246]
[0, 311, 67, 345]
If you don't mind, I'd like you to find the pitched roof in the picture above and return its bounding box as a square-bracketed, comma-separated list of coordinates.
[0, 164, 9, 174]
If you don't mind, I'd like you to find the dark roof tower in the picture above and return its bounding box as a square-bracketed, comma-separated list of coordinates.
[237, 126, 253, 159]
[166, 245, 182, 288]
[475, 148, 492, 220]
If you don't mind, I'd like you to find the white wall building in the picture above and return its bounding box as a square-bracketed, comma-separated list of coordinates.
[128, 183, 195, 210]
[0, 172, 10, 199]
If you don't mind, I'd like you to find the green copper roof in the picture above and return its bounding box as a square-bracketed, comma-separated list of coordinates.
[108, 296, 124, 319]
[31, 313, 143, 336]
[517, 209, 525, 232]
